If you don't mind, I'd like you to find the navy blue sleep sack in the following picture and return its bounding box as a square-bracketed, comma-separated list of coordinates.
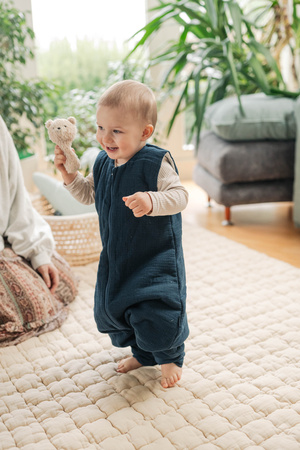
[93, 144, 189, 353]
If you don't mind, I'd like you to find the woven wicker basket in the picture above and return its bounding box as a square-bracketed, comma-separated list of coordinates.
[32, 195, 101, 266]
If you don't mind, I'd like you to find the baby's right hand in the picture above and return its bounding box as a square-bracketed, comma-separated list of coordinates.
[53, 145, 77, 185]
[54, 145, 67, 174]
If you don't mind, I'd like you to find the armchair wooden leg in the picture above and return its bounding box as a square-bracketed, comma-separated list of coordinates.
[207, 195, 212, 207]
[222, 206, 234, 226]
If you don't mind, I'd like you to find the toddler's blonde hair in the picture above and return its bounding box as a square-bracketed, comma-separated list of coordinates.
[98, 80, 157, 128]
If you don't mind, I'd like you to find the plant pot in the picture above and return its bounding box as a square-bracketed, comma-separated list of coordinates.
[20, 153, 38, 192]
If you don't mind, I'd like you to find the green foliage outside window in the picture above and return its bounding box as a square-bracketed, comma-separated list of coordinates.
[37, 39, 132, 92]
[0, 0, 146, 161]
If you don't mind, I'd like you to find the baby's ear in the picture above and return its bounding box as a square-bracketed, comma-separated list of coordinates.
[142, 124, 154, 140]
[45, 120, 53, 129]
[67, 117, 76, 125]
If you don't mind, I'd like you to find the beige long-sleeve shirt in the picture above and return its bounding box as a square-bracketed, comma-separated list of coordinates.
[65, 153, 188, 216]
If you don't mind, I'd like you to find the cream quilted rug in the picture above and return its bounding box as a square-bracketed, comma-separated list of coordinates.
[1, 223, 300, 450]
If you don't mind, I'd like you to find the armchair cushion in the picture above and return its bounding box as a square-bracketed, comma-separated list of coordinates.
[204, 94, 296, 141]
[197, 131, 295, 183]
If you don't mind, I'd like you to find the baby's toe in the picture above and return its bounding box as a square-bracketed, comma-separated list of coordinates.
[161, 377, 169, 388]
[117, 361, 125, 372]
[161, 376, 174, 388]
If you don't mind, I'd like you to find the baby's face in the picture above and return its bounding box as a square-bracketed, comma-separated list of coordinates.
[96, 106, 150, 165]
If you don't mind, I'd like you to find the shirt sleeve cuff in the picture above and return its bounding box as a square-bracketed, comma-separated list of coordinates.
[31, 251, 52, 270]
[64, 172, 81, 190]
[147, 192, 158, 216]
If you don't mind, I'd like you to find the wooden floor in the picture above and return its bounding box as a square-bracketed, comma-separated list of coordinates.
[182, 180, 300, 269]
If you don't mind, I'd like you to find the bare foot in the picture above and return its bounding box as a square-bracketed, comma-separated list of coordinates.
[161, 363, 182, 388]
[117, 356, 143, 373]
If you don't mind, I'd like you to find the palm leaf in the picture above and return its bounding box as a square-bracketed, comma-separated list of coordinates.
[126, 9, 180, 57]
[223, 41, 244, 113]
[227, 0, 242, 47]
[166, 82, 189, 136]
[194, 78, 212, 148]
[204, 0, 218, 30]
[248, 39, 283, 83]
[169, 3, 213, 29]
[160, 52, 189, 86]
[248, 54, 271, 93]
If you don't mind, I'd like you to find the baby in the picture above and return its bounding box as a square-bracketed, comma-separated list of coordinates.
[54, 80, 189, 388]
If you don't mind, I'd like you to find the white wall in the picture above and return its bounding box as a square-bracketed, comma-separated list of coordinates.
[13, 0, 37, 79]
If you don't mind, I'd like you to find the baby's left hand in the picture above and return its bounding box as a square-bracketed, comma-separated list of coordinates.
[123, 192, 152, 217]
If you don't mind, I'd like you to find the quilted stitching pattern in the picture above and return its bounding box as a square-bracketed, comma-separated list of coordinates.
[0, 223, 300, 449]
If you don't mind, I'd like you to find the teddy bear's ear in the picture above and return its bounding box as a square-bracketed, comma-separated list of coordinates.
[67, 117, 76, 125]
[45, 120, 53, 129]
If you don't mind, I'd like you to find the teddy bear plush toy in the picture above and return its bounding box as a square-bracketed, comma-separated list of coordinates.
[45, 117, 80, 173]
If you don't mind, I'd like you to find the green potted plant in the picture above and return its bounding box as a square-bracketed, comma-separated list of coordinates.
[0, 1, 54, 160]
[128, 0, 299, 147]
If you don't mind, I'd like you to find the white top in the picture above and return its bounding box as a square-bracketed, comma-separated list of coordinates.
[0, 116, 54, 269]
[65, 153, 189, 216]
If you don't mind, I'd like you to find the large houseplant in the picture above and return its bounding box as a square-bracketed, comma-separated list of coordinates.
[128, 0, 300, 147]
[0, 1, 53, 158]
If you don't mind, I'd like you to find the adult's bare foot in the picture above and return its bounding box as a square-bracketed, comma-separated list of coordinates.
[161, 363, 182, 388]
[117, 356, 142, 373]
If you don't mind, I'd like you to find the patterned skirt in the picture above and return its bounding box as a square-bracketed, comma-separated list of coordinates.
[0, 246, 79, 346]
